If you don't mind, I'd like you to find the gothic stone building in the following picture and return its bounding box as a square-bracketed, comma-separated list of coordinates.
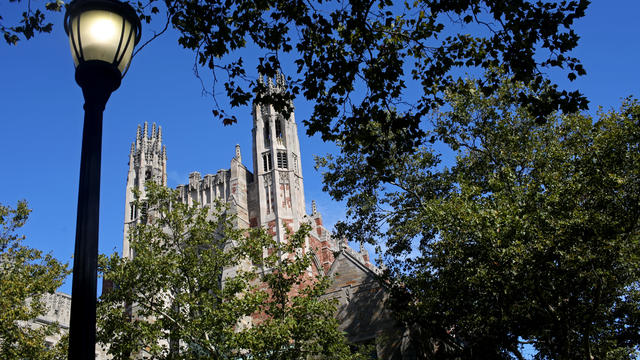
[122, 75, 409, 358]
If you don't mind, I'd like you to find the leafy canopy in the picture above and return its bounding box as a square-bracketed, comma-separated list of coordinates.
[5, 0, 589, 165]
[1, 0, 64, 45]
[98, 182, 362, 359]
[319, 76, 640, 359]
[0, 200, 70, 360]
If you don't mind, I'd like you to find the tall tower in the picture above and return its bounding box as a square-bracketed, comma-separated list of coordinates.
[123, 122, 167, 259]
[251, 73, 306, 244]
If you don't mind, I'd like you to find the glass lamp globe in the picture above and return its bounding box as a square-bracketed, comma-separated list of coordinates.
[64, 0, 141, 77]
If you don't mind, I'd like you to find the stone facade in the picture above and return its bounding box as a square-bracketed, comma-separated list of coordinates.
[26, 292, 71, 349]
[122, 74, 361, 279]
[121, 75, 408, 358]
[323, 248, 415, 358]
[24, 292, 111, 359]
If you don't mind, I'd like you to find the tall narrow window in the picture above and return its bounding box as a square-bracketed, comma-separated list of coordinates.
[262, 152, 273, 172]
[275, 118, 283, 139]
[265, 184, 271, 214]
[277, 151, 288, 169]
[264, 122, 271, 147]
[140, 202, 148, 224]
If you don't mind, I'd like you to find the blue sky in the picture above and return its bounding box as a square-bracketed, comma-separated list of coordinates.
[0, 1, 638, 294]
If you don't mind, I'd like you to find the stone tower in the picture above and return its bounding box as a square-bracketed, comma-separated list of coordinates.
[122, 122, 167, 259]
[114, 78, 390, 358]
[250, 73, 306, 245]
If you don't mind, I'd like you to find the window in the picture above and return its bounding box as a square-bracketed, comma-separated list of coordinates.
[277, 151, 288, 169]
[262, 152, 273, 172]
[265, 184, 272, 214]
[140, 201, 148, 224]
[275, 118, 283, 139]
[263, 122, 271, 147]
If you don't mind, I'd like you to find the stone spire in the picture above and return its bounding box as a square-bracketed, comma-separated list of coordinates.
[135, 124, 141, 149]
[235, 144, 241, 163]
[275, 71, 286, 88]
[157, 126, 163, 152]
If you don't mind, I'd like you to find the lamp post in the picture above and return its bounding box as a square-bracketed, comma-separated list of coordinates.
[64, 0, 140, 358]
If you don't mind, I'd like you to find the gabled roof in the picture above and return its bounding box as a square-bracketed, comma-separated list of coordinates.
[326, 246, 379, 279]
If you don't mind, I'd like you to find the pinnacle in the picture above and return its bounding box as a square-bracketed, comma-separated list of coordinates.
[257, 70, 287, 94]
[235, 144, 242, 162]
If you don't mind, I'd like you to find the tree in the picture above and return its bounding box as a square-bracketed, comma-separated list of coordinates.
[318, 76, 640, 359]
[5, 0, 589, 156]
[0, 200, 70, 359]
[98, 182, 361, 359]
[1, 0, 64, 45]
[156, 0, 590, 153]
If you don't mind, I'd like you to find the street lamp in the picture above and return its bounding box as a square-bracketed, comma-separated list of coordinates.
[64, 0, 140, 358]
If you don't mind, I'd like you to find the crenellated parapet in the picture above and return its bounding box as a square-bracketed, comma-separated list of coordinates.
[176, 144, 252, 230]
[177, 170, 231, 207]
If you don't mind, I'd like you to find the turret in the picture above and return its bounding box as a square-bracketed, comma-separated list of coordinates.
[123, 122, 167, 259]
[251, 71, 305, 246]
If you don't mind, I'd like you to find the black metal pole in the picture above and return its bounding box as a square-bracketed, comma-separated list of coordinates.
[68, 61, 119, 360]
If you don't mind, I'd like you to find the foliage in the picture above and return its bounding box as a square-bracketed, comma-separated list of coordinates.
[1, 0, 64, 45]
[318, 77, 640, 359]
[0, 200, 70, 359]
[98, 182, 360, 359]
[160, 0, 589, 157]
[5, 0, 589, 159]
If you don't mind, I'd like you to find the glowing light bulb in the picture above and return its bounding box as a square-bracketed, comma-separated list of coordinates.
[89, 17, 117, 42]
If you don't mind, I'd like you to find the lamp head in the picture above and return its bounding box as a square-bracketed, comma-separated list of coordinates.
[64, 0, 141, 91]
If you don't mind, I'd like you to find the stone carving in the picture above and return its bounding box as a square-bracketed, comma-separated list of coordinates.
[279, 171, 289, 184]
[344, 286, 352, 303]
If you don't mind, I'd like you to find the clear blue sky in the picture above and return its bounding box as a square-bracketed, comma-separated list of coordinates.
[0, 1, 638, 294]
